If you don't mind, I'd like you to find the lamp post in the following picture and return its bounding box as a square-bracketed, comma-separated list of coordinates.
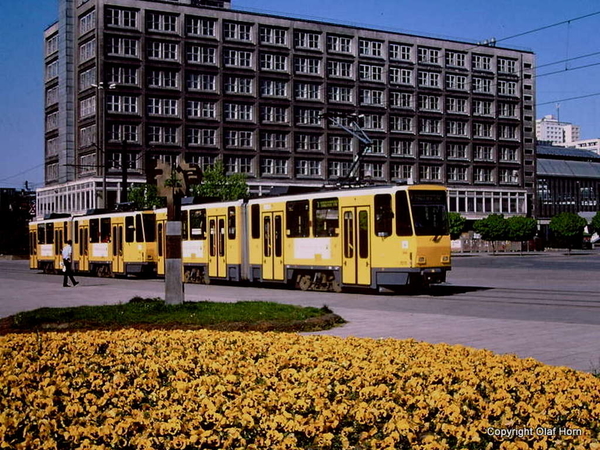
[92, 82, 116, 209]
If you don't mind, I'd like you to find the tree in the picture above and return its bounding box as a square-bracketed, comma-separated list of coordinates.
[189, 159, 249, 201]
[590, 211, 600, 235]
[473, 214, 509, 254]
[549, 212, 588, 253]
[447, 212, 466, 240]
[506, 216, 537, 253]
[127, 184, 165, 210]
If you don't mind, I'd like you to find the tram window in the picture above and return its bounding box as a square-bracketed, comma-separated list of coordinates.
[158, 223, 163, 257]
[38, 224, 46, 244]
[74, 221, 79, 244]
[112, 226, 117, 255]
[219, 218, 225, 256]
[125, 216, 135, 242]
[136, 215, 144, 242]
[209, 219, 216, 257]
[190, 209, 206, 240]
[359, 211, 369, 259]
[90, 219, 100, 243]
[409, 191, 449, 236]
[251, 204, 260, 239]
[101, 218, 111, 242]
[395, 191, 413, 236]
[343, 211, 354, 258]
[286, 200, 309, 237]
[63, 222, 69, 243]
[143, 214, 156, 242]
[275, 215, 282, 257]
[228, 207, 236, 240]
[46, 223, 54, 244]
[264, 216, 271, 257]
[313, 198, 339, 237]
[181, 211, 189, 240]
[374, 194, 394, 237]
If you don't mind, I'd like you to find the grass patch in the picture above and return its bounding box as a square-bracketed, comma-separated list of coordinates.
[1, 298, 345, 334]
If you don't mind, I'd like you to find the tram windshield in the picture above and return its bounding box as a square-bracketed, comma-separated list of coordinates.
[409, 191, 449, 236]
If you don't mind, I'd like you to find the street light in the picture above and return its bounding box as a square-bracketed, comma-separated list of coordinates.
[91, 82, 116, 209]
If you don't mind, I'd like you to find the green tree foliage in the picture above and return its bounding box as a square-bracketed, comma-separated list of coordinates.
[473, 214, 509, 253]
[127, 184, 165, 210]
[590, 211, 600, 235]
[447, 212, 466, 240]
[506, 216, 538, 242]
[549, 212, 588, 252]
[189, 159, 249, 201]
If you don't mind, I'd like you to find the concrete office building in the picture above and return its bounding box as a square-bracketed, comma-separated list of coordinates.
[37, 0, 536, 220]
[536, 114, 580, 145]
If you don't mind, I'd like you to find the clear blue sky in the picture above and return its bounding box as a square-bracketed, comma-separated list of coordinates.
[1, 0, 600, 190]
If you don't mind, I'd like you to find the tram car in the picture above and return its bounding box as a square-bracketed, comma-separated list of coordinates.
[29, 210, 157, 277]
[29, 184, 451, 291]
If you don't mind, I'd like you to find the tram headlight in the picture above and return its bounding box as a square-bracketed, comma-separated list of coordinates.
[417, 256, 427, 265]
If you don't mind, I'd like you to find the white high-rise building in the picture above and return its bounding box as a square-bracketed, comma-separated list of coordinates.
[536, 115, 580, 144]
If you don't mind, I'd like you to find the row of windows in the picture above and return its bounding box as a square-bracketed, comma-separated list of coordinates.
[103, 41, 523, 89]
[102, 7, 520, 74]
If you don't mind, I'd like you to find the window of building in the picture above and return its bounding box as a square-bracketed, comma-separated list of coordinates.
[223, 22, 252, 42]
[224, 103, 253, 121]
[473, 54, 493, 71]
[474, 145, 494, 160]
[294, 57, 321, 75]
[446, 51, 466, 67]
[260, 26, 287, 45]
[328, 161, 351, 178]
[147, 12, 178, 33]
[224, 49, 253, 68]
[261, 79, 288, 97]
[499, 124, 519, 140]
[296, 134, 321, 152]
[445, 97, 468, 114]
[187, 45, 216, 64]
[188, 128, 217, 146]
[420, 118, 441, 135]
[448, 166, 468, 182]
[390, 139, 413, 156]
[186, 17, 216, 37]
[225, 76, 253, 94]
[446, 120, 468, 137]
[499, 146, 518, 162]
[362, 162, 384, 179]
[391, 164, 413, 180]
[419, 141, 441, 157]
[418, 71, 440, 88]
[79, 124, 96, 147]
[79, 10, 96, 34]
[419, 95, 441, 111]
[148, 69, 178, 89]
[79, 96, 96, 118]
[46, 112, 59, 130]
[226, 156, 253, 173]
[187, 73, 216, 92]
[447, 143, 468, 159]
[107, 66, 138, 85]
[78, 68, 96, 91]
[327, 60, 353, 78]
[329, 86, 353, 103]
[260, 53, 288, 71]
[261, 158, 288, 176]
[148, 41, 178, 60]
[106, 94, 138, 114]
[329, 136, 353, 153]
[187, 100, 217, 119]
[46, 34, 58, 56]
[260, 106, 288, 124]
[295, 31, 320, 50]
[148, 98, 178, 116]
[359, 39, 383, 57]
[360, 89, 384, 106]
[359, 64, 384, 82]
[390, 116, 413, 133]
[225, 130, 254, 148]
[473, 100, 494, 116]
[498, 80, 518, 96]
[295, 82, 322, 101]
[498, 58, 517, 74]
[108, 123, 138, 143]
[327, 35, 352, 53]
[148, 125, 178, 144]
[473, 122, 494, 138]
[296, 160, 321, 177]
[363, 114, 384, 131]
[474, 168, 494, 183]
[389, 43, 411, 61]
[499, 169, 519, 184]
[418, 47, 440, 64]
[107, 37, 138, 57]
[499, 103, 518, 118]
[390, 92, 413, 109]
[473, 77, 493, 94]
[106, 8, 137, 29]
[296, 108, 322, 126]
[419, 165, 442, 182]
[446, 74, 467, 90]
[261, 132, 288, 149]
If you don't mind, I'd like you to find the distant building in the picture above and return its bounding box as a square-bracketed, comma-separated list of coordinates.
[536, 144, 600, 221]
[535, 115, 580, 145]
[38, 0, 536, 219]
[555, 138, 600, 156]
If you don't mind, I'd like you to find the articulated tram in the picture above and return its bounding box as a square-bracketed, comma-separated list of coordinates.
[29, 184, 451, 291]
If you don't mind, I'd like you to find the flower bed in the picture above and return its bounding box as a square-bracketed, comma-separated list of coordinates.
[1, 330, 599, 449]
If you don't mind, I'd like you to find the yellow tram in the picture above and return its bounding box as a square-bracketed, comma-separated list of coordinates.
[30, 184, 451, 291]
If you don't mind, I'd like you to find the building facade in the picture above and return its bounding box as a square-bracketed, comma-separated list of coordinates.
[39, 0, 536, 220]
[556, 138, 600, 156]
[536, 114, 580, 145]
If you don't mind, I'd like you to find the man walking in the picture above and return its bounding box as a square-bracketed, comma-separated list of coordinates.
[62, 240, 79, 287]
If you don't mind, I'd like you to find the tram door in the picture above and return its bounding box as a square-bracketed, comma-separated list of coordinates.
[208, 215, 226, 278]
[341, 206, 371, 286]
[111, 221, 124, 274]
[156, 219, 166, 276]
[262, 211, 284, 281]
[79, 224, 89, 272]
